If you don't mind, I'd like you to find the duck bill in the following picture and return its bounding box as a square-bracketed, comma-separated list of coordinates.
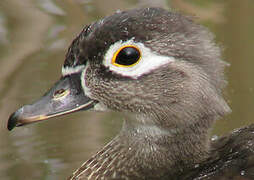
[7, 73, 97, 131]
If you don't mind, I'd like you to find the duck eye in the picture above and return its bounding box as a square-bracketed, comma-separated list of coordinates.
[112, 45, 141, 67]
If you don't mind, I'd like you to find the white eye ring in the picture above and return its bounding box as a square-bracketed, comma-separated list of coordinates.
[103, 38, 175, 79]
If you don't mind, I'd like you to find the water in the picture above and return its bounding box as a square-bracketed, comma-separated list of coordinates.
[0, 0, 254, 179]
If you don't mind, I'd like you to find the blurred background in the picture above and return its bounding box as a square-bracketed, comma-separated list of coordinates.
[0, 0, 253, 179]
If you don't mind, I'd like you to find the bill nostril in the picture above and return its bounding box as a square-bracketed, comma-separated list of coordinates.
[54, 89, 65, 95]
[53, 89, 70, 99]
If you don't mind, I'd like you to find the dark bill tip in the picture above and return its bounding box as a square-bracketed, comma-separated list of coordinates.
[7, 111, 19, 131]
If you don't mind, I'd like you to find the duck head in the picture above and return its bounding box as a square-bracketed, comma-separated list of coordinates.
[8, 7, 230, 137]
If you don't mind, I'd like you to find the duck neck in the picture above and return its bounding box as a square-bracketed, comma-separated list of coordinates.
[120, 113, 212, 171]
[70, 113, 213, 179]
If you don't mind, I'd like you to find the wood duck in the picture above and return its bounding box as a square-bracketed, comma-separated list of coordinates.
[7, 8, 254, 180]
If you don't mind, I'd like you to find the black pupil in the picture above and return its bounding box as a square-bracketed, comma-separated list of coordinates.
[115, 47, 140, 66]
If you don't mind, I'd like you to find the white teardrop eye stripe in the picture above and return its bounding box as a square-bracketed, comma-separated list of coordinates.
[62, 65, 85, 76]
[103, 38, 175, 79]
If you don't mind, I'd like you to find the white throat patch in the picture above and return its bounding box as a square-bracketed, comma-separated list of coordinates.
[103, 39, 175, 79]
